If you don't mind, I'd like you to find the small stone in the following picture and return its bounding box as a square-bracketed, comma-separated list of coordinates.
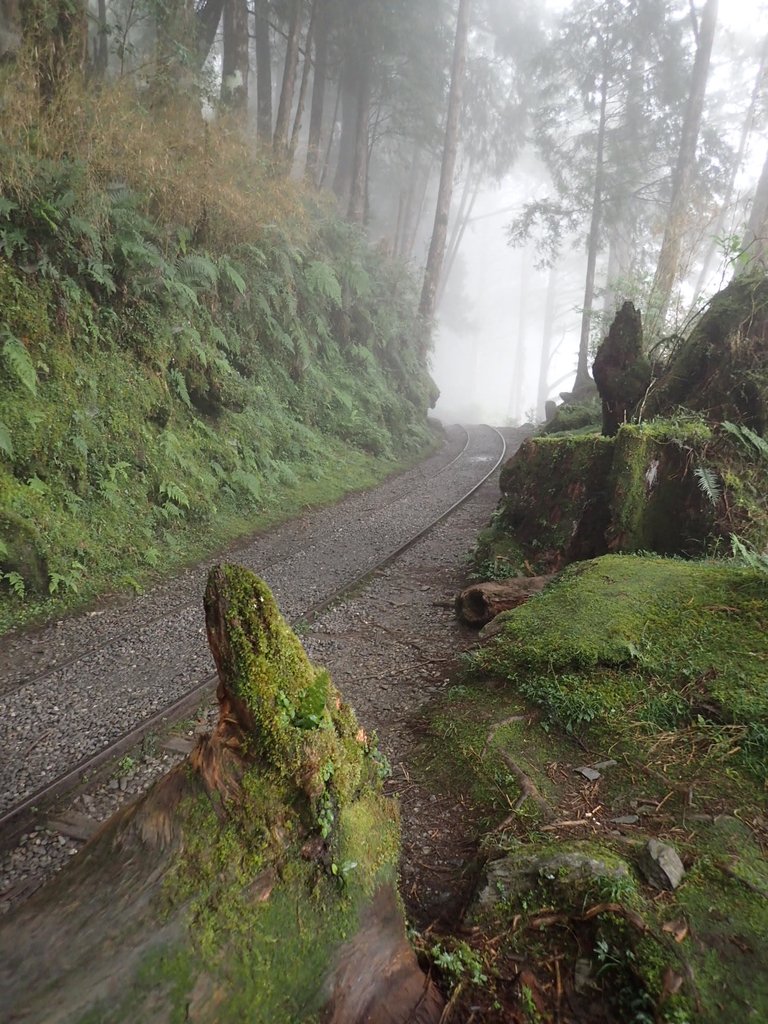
[575, 766, 601, 781]
[108, 779, 118, 790]
[638, 839, 685, 890]
[611, 815, 639, 825]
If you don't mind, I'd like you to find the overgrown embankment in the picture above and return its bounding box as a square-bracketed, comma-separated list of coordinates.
[0, 81, 437, 631]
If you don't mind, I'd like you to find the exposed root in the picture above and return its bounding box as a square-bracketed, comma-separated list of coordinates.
[494, 752, 555, 824]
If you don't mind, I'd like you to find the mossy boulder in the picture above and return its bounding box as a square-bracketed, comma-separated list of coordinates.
[0, 509, 48, 594]
[0, 566, 442, 1024]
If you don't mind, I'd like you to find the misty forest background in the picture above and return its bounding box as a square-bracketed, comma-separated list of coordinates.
[0, 0, 767, 618]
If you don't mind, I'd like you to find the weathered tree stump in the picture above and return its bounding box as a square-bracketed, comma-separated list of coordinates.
[0, 565, 443, 1024]
[456, 576, 553, 627]
[592, 301, 651, 436]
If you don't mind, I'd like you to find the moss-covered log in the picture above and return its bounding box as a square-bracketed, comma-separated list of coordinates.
[0, 565, 442, 1024]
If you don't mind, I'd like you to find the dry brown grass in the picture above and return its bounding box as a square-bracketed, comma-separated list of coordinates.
[0, 64, 308, 252]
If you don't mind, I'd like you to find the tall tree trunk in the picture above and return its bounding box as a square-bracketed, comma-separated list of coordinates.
[196, 0, 224, 68]
[739, 144, 768, 272]
[537, 264, 558, 420]
[574, 72, 609, 393]
[332, 58, 360, 203]
[509, 254, 530, 421]
[649, 0, 718, 329]
[254, 0, 273, 144]
[273, 0, 303, 159]
[221, 0, 249, 113]
[396, 146, 422, 256]
[404, 159, 433, 260]
[153, 0, 197, 98]
[347, 58, 371, 223]
[21, 0, 87, 103]
[694, 32, 768, 297]
[93, 0, 108, 76]
[419, 0, 472, 321]
[438, 171, 480, 306]
[305, 0, 328, 182]
[288, 0, 317, 165]
[320, 74, 342, 188]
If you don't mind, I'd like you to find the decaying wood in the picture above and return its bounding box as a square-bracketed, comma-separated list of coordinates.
[456, 575, 553, 627]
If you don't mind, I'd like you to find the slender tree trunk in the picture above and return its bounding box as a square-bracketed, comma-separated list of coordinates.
[575, 72, 609, 392]
[273, 0, 303, 159]
[21, 0, 87, 103]
[650, 0, 718, 329]
[438, 170, 480, 306]
[254, 0, 273, 144]
[739, 144, 768, 272]
[305, 0, 328, 183]
[288, 0, 317, 165]
[509, 254, 529, 421]
[405, 159, 433, 260]
[93, 0, 108, 75]
[332, 58, 360, 203]
[320, 74, 342, 188]
[221, 0, 248, 113]
[537, 264, 558, 420]
[196, 0, 224, 68]
[396, 146, 421, 256]
[694, 32, 768, 297]
[419, 0, 472, 321]
[347, 59, 371, 223]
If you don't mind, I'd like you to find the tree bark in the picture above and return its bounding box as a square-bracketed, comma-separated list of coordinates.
[21, 0, 87, 103]
[649, 0, 718, 330]
[332, 57, 360, 203]
[438, 168, 480, 306]
[289, 0, 317, 165]
[221, 0, 249, 113]
[419, 0, 472, 321]
[93, 0, 108, 76]
[254, 0, 273, 143]
[273, 0, 303, 159]
[694, 33, 767, 297]
[739, 144, 768, 272]
[537, 264, 558, 421]
[196, 0, 224, 68]
[305, 0, 328, 182]
[574, 71, 609, 393]
[347, 58, 371, 223]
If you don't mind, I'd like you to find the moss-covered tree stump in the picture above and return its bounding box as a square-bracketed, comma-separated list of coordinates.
[0, 565, 442, 1024]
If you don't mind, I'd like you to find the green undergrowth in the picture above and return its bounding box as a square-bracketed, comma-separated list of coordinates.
[0, 175, 438, 632]
[412, 554, 768, 1021]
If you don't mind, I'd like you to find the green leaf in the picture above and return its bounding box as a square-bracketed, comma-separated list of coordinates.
[2, 332, 38, 396]
[693, 465, 722, 507]
[168, 368, 192, 409]
[218, 257, 247, 296]
[0, 421, 13, 459]
[159, 480, 190, 508]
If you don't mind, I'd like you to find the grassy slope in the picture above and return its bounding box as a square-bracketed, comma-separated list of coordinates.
[0, 87, 438, 633]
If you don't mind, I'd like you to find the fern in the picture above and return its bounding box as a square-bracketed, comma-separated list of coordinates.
[306, 260, 342, 307]
[159, 480, 190, 508]
[231, 468, 261, 500]
[218, 257, 247, 296]
[176, 252, 219, 291]
[0, 421, 13, 459]
[721, 420, 768, 460]
[731, 535, 768, 574]
[168, 368, 192, 409]
[2, 331, 38, 396]
[693, 465, 722, 507]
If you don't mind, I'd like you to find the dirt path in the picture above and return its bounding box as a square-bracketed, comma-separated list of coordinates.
[302, 427, 530, 925]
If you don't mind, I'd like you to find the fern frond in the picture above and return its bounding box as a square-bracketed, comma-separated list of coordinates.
[168, 368, 192, 409]
[306, 260, 342, 307]
[2, 332, 38, 396]
[0, 421, 13, 459]
[721, 420, 768, 460]
[176, 253, 219, 290]
[159, 480, 190, 508]
[218, 257, 246, 296]
[693, 465, 722, 507]
[740, 424, 768, 460]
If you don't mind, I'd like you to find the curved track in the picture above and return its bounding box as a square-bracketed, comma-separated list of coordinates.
[0, 425, 505, 836]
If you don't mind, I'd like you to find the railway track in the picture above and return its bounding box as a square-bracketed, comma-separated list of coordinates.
[0, 425, 507, 851]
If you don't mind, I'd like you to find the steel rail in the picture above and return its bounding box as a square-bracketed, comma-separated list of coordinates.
[0, 428, 472, 698]
[0, 426, 505, 841]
